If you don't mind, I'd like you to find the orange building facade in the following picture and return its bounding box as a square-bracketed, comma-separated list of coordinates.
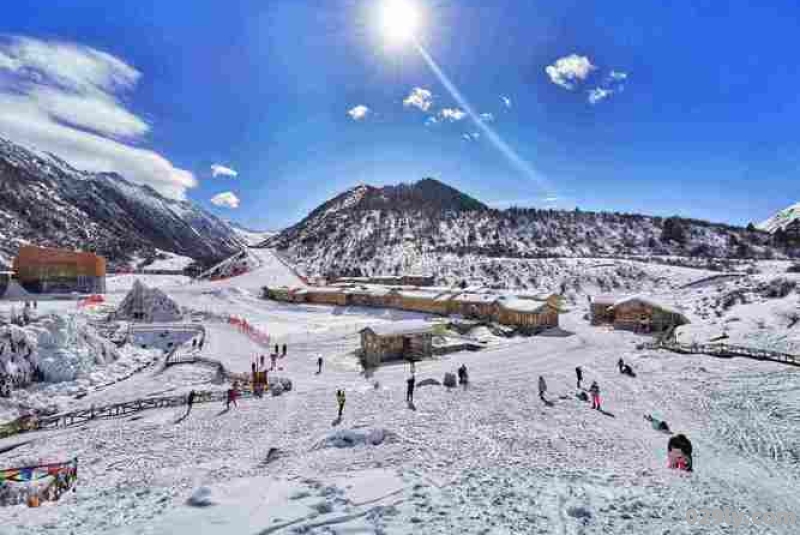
[12, 246, 106, 294]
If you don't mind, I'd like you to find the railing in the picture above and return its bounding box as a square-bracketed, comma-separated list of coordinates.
[645, 340, 799, 367]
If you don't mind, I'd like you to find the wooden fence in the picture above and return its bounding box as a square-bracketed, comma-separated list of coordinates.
[645, 340, 799, 367]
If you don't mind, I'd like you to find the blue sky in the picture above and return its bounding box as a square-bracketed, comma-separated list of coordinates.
[0, 0, 798, 230]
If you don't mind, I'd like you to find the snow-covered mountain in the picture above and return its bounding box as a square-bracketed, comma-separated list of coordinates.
[759, 202, 800, 233]
[264, 178, 781, 281]
[0, 137, 244, 268]
[228, 221, 276, 246]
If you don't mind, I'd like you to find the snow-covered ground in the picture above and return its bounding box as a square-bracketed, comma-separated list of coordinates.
[1, 251, 799, 534]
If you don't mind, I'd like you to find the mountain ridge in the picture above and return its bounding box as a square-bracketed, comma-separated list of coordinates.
[264, 178, 786, 282]
[0, 137, 243, 268]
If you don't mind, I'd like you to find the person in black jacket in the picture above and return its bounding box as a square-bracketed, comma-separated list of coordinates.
[406, 374, 416, 404]
[575, 366, 583, 389]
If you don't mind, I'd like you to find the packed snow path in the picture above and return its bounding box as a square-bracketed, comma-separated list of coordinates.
[1, 307, 798, 534]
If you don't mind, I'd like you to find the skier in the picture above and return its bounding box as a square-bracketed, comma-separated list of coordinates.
[317, 356, 323, 374]
[199, 339, 205, 351]
[282, 343, 287, 357]
[336, 389, 346, 419]
[538, 375, 547, 402]
[192, 339, 197, 350]
[406, 374, 416, 404]
[589, 381, 601, 410]
[575, 366, 583, 389]
[185, 390, 196, 417]
[617, 357, 625, 373]
[274, 344, 279, 356]
[667, 434, 693, 472]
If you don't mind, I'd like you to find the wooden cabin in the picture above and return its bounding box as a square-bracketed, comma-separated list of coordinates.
[608, 297, 689, 333]
[397, 290, 450, 315]
[450, 293, 499, 320]
[265, 286, 296, 302]
[590, 295, 618, 325]
[496, 297, 559, 333]
[345, 287, 391, 308]
[303, 288, 348, 306]
[359, 320, 435, 368]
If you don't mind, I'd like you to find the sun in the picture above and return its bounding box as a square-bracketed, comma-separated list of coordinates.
[379, 0, 423, 44]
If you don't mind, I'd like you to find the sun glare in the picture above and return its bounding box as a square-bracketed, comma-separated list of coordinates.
[379, 0, 422, 44]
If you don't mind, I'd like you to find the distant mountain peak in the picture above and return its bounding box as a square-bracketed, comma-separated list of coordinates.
[759, 202, 800, 233]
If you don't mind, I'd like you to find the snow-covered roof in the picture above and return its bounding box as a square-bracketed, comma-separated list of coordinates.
[453, 293, 499, 304]
[498, 298, 549, 313]
[592, 294, 628, 305]
[361, 320, 440, 337]
[304, 287, 343, 294]
[398, 290, 438, 300]
[345, 287, 391, 297]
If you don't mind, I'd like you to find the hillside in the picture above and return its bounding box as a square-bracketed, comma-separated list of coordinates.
[264, 178, 782, 283]
[0, 137, 243, 268]
[759, 201, 800, 233]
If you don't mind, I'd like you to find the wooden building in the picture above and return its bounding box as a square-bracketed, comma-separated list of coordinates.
[344, 287, 392, 308]
[450, 293, 500, 320]
[396, 290, 451, 315]
[496, 297, 560, 333]
[303, 287, 348, 306]
[359, 320, 435, 368]
[592, 295, 689, 333]
[13, 245, 105, 294]
[590, 296, 618, 325]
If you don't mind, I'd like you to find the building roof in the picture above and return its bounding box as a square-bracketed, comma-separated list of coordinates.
[608, 295, 687, 317]
[498, 298, 549, 313]
[452, 293, 499, 304]
[345, 287, 391, 297]
[361, 319, 440, 337]
[398, 290, 438, 300]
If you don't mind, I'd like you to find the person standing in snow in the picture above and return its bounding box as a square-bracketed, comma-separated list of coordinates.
[617, 357, 625, 373]
[458, 364, 469, 387]
[192, 339, 197, 350]
[406, 374, 416, 404]
[336, 389, 346, 419]
[589, 381, 601, 410]
[575, 366, 583, 389]
[317, 356, 323, 374]
[274, 344, 279, 356]
[282, 344, 287, 357]
[226, 384, 238, 409]
[185, 390, 196, 417]
[538, 376, 547, 402]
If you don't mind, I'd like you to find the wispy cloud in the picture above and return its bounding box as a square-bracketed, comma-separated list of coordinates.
[545, 54, 596, 90]
[439, 108, 466, 122]
[210, 191, 240, 209]
[403, 87, 433, 112]
[425, 116, 440, 126]
[587, 69, 629, 105]
[347, 104, 370, 121]
[462, 132, 481, 141]
[211, 164, 238, 178]
[0, 36, 194, 199]
[480, 112, 495, 123]
[609, 70, 628, 82]
[501, 96, 512, 108]
[587, 87, 613, 105]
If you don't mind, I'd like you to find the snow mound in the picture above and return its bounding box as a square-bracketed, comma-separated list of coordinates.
[115, 280, 182, 323]
[319, 428, 390, 449]
[187, 487, 216, 507]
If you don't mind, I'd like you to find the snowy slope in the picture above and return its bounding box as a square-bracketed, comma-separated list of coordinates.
[0, 137, 244, 267]
[759, 201, 800, 233]
[228, 222, 276, 246]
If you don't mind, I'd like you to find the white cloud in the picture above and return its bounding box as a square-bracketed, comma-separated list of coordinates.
[587, 87, 613, 105]
[501, 96, 512, 108]
[0, 36, 194, 199]
[211, 164, 238, 178]
[403, 87, 433, 112]
[210, 191, 240, 209]
[425, 116, 440, 126]
[347, 104, 370, 121]
[480, 112, 494, 123]
[543, 196, 560, 203]
[545, 54, 596, 90]
[462, 132, 481, 141]
[609, 70, 628, 81]
[439, 108, 466, 122]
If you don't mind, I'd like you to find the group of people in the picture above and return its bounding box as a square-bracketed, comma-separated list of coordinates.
[190, 338, 205, 351]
